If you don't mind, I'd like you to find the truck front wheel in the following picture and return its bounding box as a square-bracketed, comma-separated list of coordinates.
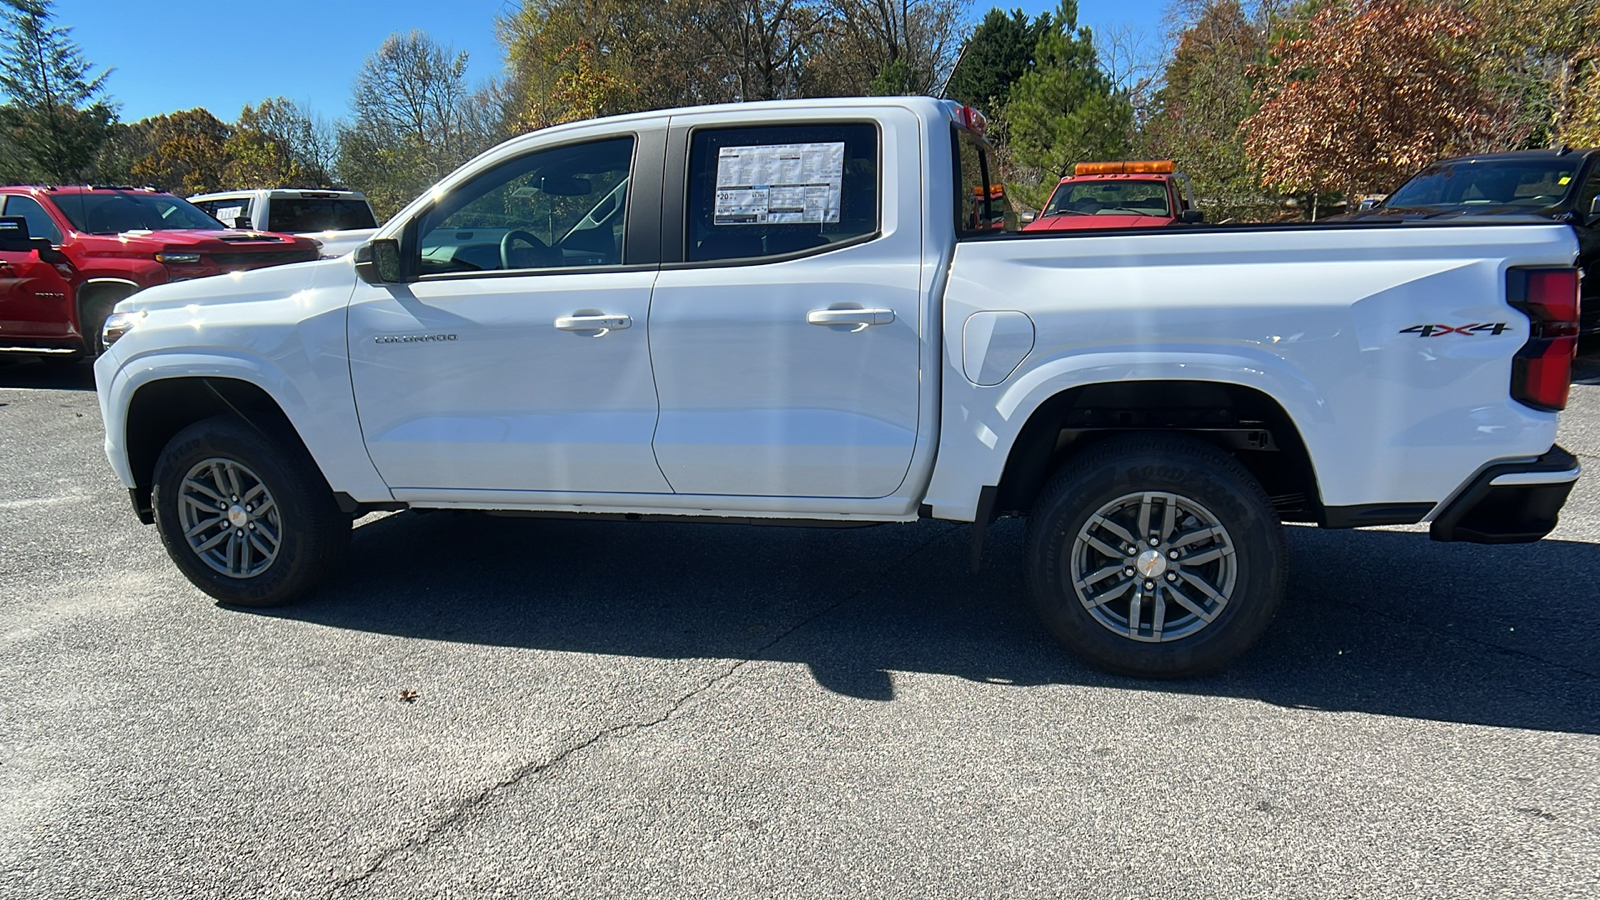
[1026, 433, 1286, 678]
[151, 416, 350, 607]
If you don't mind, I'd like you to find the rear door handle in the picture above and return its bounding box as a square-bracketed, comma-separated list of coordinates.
[554, 313, 631, 335]
[806, 308, 895, 332]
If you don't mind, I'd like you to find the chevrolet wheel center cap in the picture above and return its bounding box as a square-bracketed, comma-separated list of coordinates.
[1136, 549, 1168, 578]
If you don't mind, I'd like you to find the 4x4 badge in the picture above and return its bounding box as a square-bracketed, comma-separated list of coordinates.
[1399, 323, 1510, 337]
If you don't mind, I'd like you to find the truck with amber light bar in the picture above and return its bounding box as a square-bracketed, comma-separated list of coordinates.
[1024, 159, 1203, 232]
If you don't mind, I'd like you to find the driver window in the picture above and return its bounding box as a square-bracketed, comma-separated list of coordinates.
[415, 136, 635, 275]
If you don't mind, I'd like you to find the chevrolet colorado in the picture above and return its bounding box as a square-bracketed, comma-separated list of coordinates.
[93, 98, 1583, 677]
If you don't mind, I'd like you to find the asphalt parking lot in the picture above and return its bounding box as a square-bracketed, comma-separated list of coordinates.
[1, 355, 1597, 899]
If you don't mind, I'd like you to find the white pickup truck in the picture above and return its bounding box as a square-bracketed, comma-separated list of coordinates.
[188, 188, 379, 259]
[94, 98, 1583, 677]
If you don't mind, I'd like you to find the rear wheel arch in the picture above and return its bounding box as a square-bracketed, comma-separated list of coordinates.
[124, 377, 327, 522]
[992, 380, 1324, 523]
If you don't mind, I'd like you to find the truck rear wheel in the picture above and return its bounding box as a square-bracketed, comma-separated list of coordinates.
[1026, 433, 1286, 678]
[151, 416, 349, 607]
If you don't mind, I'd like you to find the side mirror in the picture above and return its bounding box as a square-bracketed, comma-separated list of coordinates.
[1180, 209, 1205, 224]
[1588, 195, 1600, 221]
[354, 238, 408, 285]
[235, 215, 253, 230]
[0, 215, 33, 252]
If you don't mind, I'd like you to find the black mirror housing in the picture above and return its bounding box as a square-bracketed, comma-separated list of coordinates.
[354, 238, 408, 285]
[0, 215, 32, 252]
[1180, 209, 1205, 224]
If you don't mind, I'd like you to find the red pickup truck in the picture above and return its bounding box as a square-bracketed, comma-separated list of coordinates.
[0, 186, 320, 358]
[1023, 160, 1204, 231]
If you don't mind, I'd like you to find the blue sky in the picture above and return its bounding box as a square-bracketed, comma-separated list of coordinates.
[67, 0, 1170, 124]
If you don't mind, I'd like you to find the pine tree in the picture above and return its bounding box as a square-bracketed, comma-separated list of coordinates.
[1004, 0, 1132, 205]
[0, 0, 116, 183]
[945, 8, 1052, 112]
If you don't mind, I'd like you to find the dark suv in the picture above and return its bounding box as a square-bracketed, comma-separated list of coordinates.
[1349, 149, 1598, 336]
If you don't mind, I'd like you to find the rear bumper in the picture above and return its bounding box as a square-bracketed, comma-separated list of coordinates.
[1430, 445, 1580, 543]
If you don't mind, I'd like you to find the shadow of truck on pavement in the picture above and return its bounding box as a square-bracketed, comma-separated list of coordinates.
[248, 511, 1600, 736]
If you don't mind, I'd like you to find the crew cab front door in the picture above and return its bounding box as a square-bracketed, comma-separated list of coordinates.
[0, 207, 74, 341]
[347, 131, 672, 495]
[647, 113, 925, 498]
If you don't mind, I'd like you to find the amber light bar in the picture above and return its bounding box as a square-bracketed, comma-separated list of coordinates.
[1075, 160, 1175, 175]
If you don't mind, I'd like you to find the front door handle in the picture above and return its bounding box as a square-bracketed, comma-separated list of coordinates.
[806, 308, 895, 332]
[554, 313, 631, 335]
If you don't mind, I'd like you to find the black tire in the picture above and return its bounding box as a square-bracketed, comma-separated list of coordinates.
[152, 415, 350, 607]
[80, 286, 134, 358]
[1025, 433, 1286, 678]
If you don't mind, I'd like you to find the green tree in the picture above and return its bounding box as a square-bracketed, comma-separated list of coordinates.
[945, 8, 1051, 110]
[1469, 0, 1600, 148]
[225, 98, 337, 188]
[0, 0, 115, 183]
[1005, 0, 1132, 206]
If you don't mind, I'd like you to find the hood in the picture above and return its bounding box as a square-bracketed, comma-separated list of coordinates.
[119, 256, 341, 312]
[1024, 214, 1173, 231]
[79, 228, 318, 251]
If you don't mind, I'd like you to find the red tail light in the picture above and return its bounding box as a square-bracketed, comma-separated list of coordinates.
[1508, 267, 1580, 412]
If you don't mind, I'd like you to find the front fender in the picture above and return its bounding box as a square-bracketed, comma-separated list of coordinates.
[96, 348, 391, 502]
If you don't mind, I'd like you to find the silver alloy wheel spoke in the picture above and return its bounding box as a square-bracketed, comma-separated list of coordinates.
[1067, 490, 1236, 643]
[1180, 546, 1228, 567]
[177, 457, 281, 580]
[184, 516, 223, 539]
[1085, 534, 1125, 560]
[1079, 562, 1124, 587]
[1091, 514, 1137, 547]
[1084, 579, 1134, 609]
[183, 478, 225, 504]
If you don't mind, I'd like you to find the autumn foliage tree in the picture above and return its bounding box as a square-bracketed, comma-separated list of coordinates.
[1243, 0, 1500, 208]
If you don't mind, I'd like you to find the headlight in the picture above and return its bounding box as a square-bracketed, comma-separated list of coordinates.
[101, 309, 146, 347]
[154, 252, 201, 264]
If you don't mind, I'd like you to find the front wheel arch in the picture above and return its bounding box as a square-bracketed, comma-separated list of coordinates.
[124, 377, 329, 523]
[77, 280, 141, 355]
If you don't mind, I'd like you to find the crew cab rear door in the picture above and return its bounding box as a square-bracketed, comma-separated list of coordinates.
[346, 128, 671, 495]
[647, 109, 924, 498]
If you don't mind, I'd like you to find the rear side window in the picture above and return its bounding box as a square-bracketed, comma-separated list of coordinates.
[194, 198, 250, 227]
[686, 122, 878, 263]
[267, 198, 378, 233]
[953, 128, 1013, 236]
[2, 195, 62, 243]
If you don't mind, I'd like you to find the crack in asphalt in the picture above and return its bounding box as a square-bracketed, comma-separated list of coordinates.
[323, 522, 960, 897]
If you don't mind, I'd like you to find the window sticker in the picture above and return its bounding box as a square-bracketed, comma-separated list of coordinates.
[215, 205, 244, 226]
[714, 142, 844, 225]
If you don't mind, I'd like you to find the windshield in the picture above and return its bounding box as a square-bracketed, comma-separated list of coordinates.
[56, 192, 227, 234]
[1385, 158, 1580, 210]
[1042, 179, 1170, 217]
[267, 198, 378, 232]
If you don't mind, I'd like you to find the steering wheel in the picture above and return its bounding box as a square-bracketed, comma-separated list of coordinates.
[500, 230, 556, 269]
